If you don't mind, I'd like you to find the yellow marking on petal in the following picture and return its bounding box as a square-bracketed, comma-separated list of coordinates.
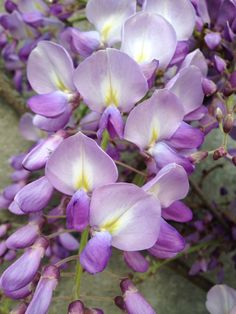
[54, 76, 69, 93]
[135, 51, 148, 64]
[105, 86, 119, 107]
[75, 172, 90, 192]
[101, 217, 121, 234]
[101, 22, 113, 42]
[149, 126, 158, 147]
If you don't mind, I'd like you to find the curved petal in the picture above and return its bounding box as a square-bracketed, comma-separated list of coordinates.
[162, 201, 193, 222]
[46, 132, 118, 195]
[143, 163, 189, 208]
[90, 183, 161, 251]
[86, 0, 136, 45]
[27, 91, 69, 118]
[27, 41, 75, 94]
[167, 122, 204, 149]
[206, 285, 236, 314]
[124, 89, 184, 150]
[33, 106, 72, 132]
[121, 12, 177, 69]
[180, 49, 208, 76]
[73, 48, 148, 113]
[148, 218, 185, 259]
[143, 0, 196, 40]
[167, 66, 204, 116]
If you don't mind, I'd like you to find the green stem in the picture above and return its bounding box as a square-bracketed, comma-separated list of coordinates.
[74, 228, 89, 299]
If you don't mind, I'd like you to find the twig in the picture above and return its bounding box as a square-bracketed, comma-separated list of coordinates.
[0, 71, 27, 115]
[189, 178, 230, 231]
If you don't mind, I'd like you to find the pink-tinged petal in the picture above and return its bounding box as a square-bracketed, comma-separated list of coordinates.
[143, 0, 196, 40]
[150, 142, 194, 174]
[162, 201, 192, 222]
[168, 122, 204, 149]
[8, 200, 25, 215]
[58, 233, 79, 251]
[73, 48, 148, 113]
[14, 176, 54, 213]
[180, 49, 208, 76]
[60, 27, 100, 57]
[121, 12, 177, 69]
[66, 189, 90, 231]
[33, 106, 72, 132]
[90, 183, 161, 251]
[28, 91, 69, 118]
[23, 132, 65, 171]
[123, 251, 149, 273]
[143, 163, 189, 208]
[46, 132, 118, 195]
[124, 89, 184, 150]
[19, 113, 40, 142]
[80, 231, 112, 274]
[27, 41, 75, 94]
[120, 279, 156, 314]
[148, 219, 185, 259]
[167, 66, 204, 116]
[86, 0, 136, 45]
[206, 285, 236, 314]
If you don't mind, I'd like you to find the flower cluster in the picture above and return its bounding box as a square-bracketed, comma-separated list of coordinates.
[0, 0, 236, 313]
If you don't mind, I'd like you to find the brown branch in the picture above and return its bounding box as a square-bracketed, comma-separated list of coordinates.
[0, 71, 27, 115]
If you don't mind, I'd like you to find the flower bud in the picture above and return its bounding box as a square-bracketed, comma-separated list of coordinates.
[6, 220, 42, 250]
[223, 114, 234, 133]
[68, 300, 104, 314]
[0, 241, 7, 257]
[213, 147, 227, 160]
[58, 232, 79, 251]
[22, 131, 66, 171]
[123, 251, 149, 273]
[25, 265, 60, 314]
[215, 107, 223, 123]
[0, 236, 48, 292]
[0, 223, 10, 238]
[14, 176, 54, 213]
[120, 279, 156, 314]
[204, 32, 221, 50]
[202, 78, 217, 96]
[214, 55, 226, 73]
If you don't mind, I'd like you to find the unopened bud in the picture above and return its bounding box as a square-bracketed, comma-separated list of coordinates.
[202, 78, 217, 96]
[215, 107, 223, 123]
[213, 147, 227, 160]
[223, 114, 234, 133]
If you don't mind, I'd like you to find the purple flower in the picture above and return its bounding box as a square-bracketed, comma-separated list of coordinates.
[123, 251, 149, 273]
[81, 183, 161, 273]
